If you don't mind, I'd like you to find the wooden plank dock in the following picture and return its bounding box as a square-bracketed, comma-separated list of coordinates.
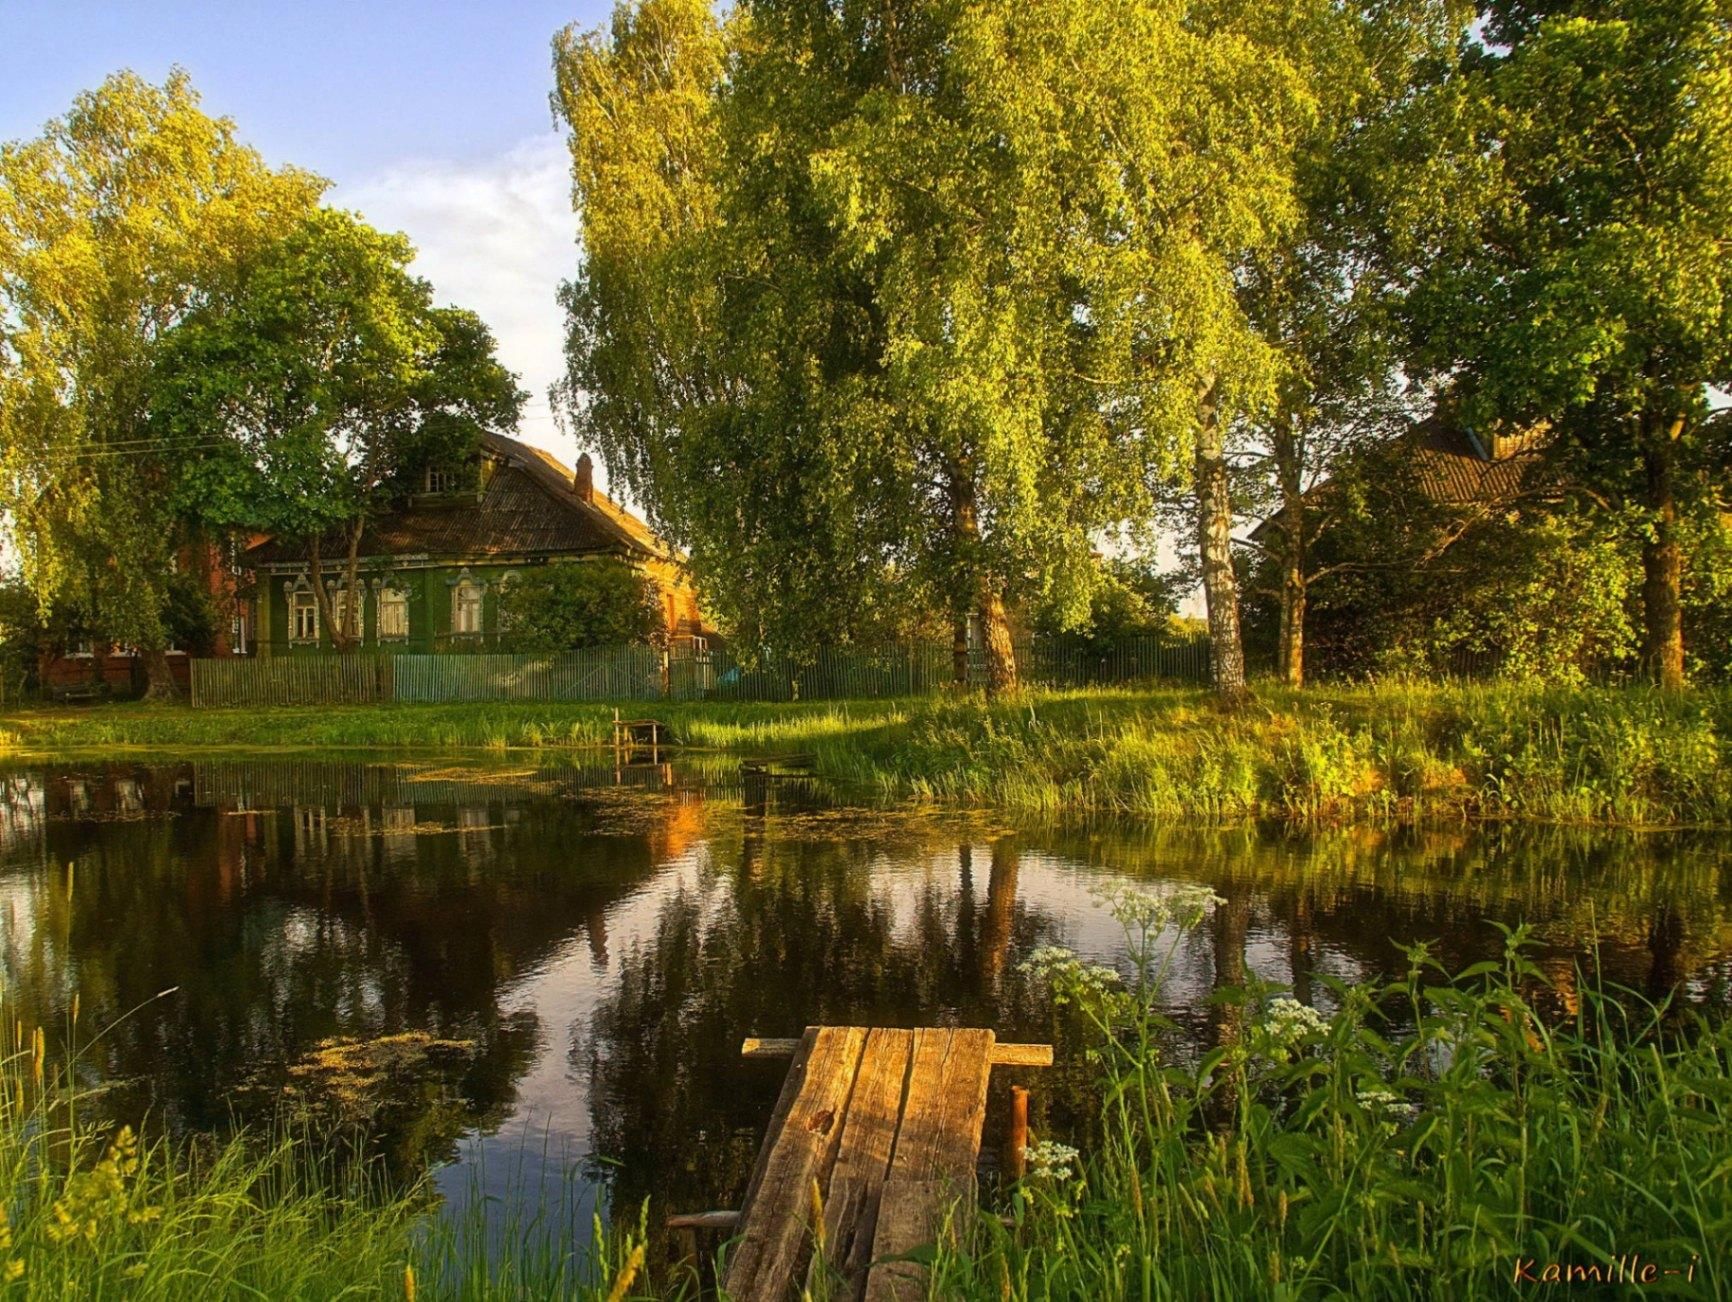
[698, 1026, 1052, 1302]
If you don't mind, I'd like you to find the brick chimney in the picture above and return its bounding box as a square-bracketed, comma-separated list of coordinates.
[575, 452, 595, 503]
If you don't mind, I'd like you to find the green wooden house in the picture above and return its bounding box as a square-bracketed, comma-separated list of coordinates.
[243, 431, 706, 655]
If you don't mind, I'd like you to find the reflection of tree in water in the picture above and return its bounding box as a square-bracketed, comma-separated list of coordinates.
[0, 762, 659, 1181]
[580, 828, 1057, 1252]
[1041, 821, 1732, 1008]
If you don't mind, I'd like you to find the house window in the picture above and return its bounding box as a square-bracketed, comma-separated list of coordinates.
[378, 588, 409, 640]
[425, 467, 462, 494]
[67, 638, 95, 659]
[291, 589, 319, 642]
[452, 579, 483, 635]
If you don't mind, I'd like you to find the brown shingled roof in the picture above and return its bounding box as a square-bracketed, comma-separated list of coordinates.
[247, 430, 668, 567]
[1408, 418, 1539, 506]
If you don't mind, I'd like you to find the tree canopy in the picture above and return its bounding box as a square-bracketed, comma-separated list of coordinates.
[555, 0, 1345, 693]
[0, 69, 324, 693]
[1400, 0, 1732, 686]
[496, 561, 664, 652]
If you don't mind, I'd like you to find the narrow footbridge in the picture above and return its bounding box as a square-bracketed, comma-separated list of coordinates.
[674, 1025, 1052, 1301]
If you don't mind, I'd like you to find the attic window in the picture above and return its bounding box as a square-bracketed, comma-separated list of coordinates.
[425, 467, 463, 494]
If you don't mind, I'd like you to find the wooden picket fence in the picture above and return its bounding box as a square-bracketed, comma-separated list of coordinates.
[394, 649, 663, 703]
[190, 635, 1211, 708]
[190, 655, 394, 707]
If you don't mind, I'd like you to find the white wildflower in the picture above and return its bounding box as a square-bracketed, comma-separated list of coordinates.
[1251, 997, 1332, 1063]
[1094, 881, 1227, 933]
[1023, 1140, 1080, 1183]
[1019, 946, 1122, 1007]
[1265, 997, 1331, 1042]
[1356, 1087, 1418, 1124]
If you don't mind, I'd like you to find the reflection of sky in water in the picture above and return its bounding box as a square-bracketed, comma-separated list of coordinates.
[0, 758, 1725, 1273]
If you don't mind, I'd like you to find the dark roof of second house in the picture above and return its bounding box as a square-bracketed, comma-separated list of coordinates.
[1248, 413, 1549, 546]
[1408, 418, 1540, 505]
[247, 430, 666, 567]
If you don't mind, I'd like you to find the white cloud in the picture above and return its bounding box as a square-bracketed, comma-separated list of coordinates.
[336, 132, 582, 467]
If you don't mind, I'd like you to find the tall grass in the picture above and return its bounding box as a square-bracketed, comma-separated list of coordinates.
[931, 897, 1732, 1299]
[0, 995, 654, 1299]
[817, 681, 1732, 825]
[0, 697, 915, 757]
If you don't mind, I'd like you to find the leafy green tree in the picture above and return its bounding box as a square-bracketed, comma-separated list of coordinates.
[555, 0, 1339, 696]
[496, 561, 664, 652]
[1032, 559, 1182, 657]
[154, 209, 525, 651]
[1401, 0, 1732, 687]
[1230, 0, 1472, 689]
[0, 71, 324, 695]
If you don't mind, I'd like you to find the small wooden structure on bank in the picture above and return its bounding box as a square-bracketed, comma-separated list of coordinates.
[610, 709, 668, 754]
[673, 1026, 1051, 1301]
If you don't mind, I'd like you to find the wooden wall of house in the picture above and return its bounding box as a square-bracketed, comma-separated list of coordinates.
[254, 555, 710, 656]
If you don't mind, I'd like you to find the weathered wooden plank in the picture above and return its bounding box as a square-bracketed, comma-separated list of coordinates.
[808, 1028, 914, 1300]
[724, 1026, 869, 1302]
[988, 1042, 1054, 1068]
[885, 1028, 995, 1181]
[736, 1028, 817, 1222]
[854, 1029, 994, 1302]
[742, 1036, 1051, 1068]
[861, 1177, 953, 1302]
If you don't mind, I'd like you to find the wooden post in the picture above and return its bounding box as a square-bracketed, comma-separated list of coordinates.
[1007, 1085, 1029, 1181]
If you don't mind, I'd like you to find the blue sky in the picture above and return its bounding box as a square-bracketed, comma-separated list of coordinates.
[1, 0, 618, 461]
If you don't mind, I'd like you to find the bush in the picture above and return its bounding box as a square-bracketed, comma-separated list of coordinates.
[497, 560, 664, 652]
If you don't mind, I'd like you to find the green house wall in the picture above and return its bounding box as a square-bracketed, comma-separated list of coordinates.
[256, 562, 520, 656]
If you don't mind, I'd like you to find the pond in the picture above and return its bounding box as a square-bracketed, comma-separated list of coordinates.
[0, 756, 1728, 1269]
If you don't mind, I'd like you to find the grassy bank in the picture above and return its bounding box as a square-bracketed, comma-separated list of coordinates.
[814, 682, 1732, 825]
[0, 696, 914, 755]
[923, 900, 1732, 1300]
[2, 681, 1727, 825]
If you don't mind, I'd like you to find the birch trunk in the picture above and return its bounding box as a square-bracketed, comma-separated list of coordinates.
[1195, 381, 1247, 696]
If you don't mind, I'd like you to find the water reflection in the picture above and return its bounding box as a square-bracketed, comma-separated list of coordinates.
[0, 759, 1726, 1267]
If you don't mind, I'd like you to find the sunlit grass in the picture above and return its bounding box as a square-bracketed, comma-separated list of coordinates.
[1, 681, 1727, 826]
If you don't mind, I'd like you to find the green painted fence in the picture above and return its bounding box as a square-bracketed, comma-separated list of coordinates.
[394, 649, 664, 703]
[191, 635, 1210, 707]
[190, 655, 394, 707]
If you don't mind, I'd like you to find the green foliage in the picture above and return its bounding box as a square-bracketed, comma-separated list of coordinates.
[1033, 560, 1183, 656]
[933, 913, 1732, 1298]
[555, 0, 1341, 662]
[161, 571, 219, 659]
[496, 562, 664, 652]
[0, 71, 324, 689]
[1398, 0, 1732, 681]
[0, 585, 43, 702]
[0, 997, 657, 1299]
[1420, 513, 1640, 682]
